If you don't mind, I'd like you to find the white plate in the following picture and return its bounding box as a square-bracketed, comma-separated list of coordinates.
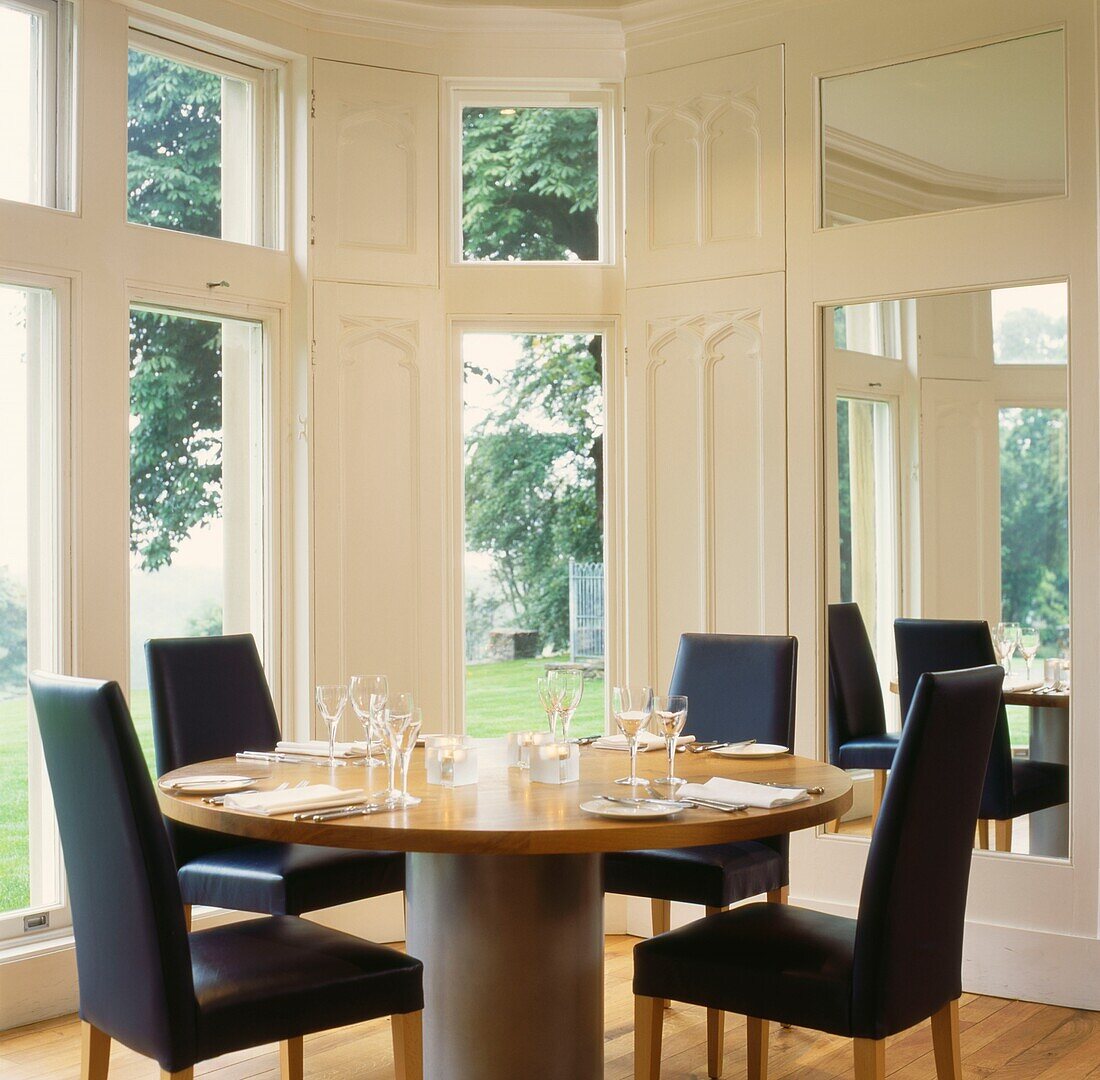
[159, 774, 260, 795]
[579, 798, 685, 820]
[710, 743, 790, 759]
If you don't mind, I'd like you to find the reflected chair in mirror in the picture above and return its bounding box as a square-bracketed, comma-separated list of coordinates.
[29, 672, 424, 1080]
[604, 633, 796, 1071]
[828, 602, 899, 834]
[633, 664, 1004, 1080]
[894, 619, 1069, 853]
[146, 635, 405, 929]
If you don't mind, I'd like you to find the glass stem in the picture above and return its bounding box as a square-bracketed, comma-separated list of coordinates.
[400, 752, 411, 798]
[328, 723, 337, 768]
[388, 751, 398, 794]
[629, 738, 639, 784]
[666, 736, 676, 781]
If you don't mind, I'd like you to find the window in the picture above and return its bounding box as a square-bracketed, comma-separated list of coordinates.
[992, 282, 1068, 366]
[127, 30, 277, 245]
[0, 278, 67, 938]
[454, 87, 611, 263]
[129, 306, 266, 771]
[832, 300, 902, 359]
[462, 332, 605, 736]
[0, 0, 74, 210]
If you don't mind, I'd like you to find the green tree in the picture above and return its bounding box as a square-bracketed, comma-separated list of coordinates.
[462, 107, 599, 261]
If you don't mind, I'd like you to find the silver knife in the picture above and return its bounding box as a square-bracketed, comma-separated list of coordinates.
[237, 751, 356, 767]
[298, 801, 398, 822]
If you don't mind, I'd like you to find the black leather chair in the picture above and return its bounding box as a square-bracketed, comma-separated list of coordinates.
[895, 618, 1069, 853]
[632, 664, 1004, 1080]
[29, 672, 423, 1080]
[828, 602, 899, 831]
[146, 635, 405, 925]
[603, 634, 796, 1053]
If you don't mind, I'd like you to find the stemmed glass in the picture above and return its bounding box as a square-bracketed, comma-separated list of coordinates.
[315, 684, 348, 768]
[555, 669, 584, 742]
[537, 676, 564, 739]
[1018, 628, 1041, 681]
[994, 622, 1020, 675]
[382, 703, 422, 807]
[348, 674, 387, 766]
[612, 685, 653, 787]
[652, 694, 688, 787]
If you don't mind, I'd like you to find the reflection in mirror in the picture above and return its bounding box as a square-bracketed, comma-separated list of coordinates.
[821, 31, 1066, 227]
[824, 283, 1069, 860]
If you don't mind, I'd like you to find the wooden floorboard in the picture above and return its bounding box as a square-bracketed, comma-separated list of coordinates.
[0, 935, 1088, 1079]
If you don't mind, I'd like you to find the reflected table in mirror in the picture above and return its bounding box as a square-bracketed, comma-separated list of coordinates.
[159, 741, 852, 1080]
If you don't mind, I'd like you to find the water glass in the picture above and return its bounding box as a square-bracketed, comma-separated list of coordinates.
[612, 685, 654, 787]
[348, 674, 387, 766]
[1018, 628, 1041, 681]
[652, 694, 688, 786]
[315, 684, 348, 768]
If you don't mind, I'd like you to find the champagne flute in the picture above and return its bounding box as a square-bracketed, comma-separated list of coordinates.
[1018, 628, 1041, 681]
[994, 622, 1020, 675]
[315, 684, 348, 768]
[381, 693, 415, 797]
[348, 674, 387, 766]
[384, 707, 422, 807]
[652, 694, 688, 786]
[537, 676, 562, 739]
[556, 669, 584, 741]
[612, 685, 653, 787]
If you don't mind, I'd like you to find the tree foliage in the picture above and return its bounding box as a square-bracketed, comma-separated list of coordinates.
[0, 568, 27, 698]
[462, 107, 599, 261]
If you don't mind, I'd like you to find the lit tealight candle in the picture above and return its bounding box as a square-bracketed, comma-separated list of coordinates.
[530, 741, 580, 785]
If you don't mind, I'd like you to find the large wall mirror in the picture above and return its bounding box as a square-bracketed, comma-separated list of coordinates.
[823, 282, 1070, 860]
[821, 30, 1066, 227]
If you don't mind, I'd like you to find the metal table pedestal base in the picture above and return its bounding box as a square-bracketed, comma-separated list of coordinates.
[406, 852, 604, 1080]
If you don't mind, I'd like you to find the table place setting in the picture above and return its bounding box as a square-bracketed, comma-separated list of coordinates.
[223, 783, 369, 816]
[591, 729, 695, 752]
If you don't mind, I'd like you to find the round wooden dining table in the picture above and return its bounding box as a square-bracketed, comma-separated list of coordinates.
[159, 742, 852, 1080]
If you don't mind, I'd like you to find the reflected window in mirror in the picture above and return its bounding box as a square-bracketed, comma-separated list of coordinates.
[820, 31, 1066, 227]
[823, 282, 1070, 858]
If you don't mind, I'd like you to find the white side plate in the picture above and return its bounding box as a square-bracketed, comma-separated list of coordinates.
[579, 798, 685, 820]
[710, 743, 790, 759]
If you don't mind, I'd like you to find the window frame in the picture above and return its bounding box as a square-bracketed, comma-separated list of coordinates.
[126, 25, 284, 249]
[0, 264, 73, 945]
[446, 81, 617, 268]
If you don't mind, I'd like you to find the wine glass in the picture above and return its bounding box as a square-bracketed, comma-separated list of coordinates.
[383, 707, 422, 807]
[994, 622, 1020, 675]
[555, 669, 584, 741]
[315, 684, 348, 768]
[1018, 628, 1041, 681]
[652, 694, 688, 786]
[612, 685, 653, 787]
[381, 694, 415, 796]
[537, 676, 563, 739]
[348, 674, 387, 766]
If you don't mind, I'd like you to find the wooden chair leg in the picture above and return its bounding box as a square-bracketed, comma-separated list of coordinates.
[930, 998, 962, 1080]
[766, 886, 788, 904]
[994, 819, 1013, 853]
[391, 1011, 423, 1080]
[746, 1017, 769, 1080]
[826, 818, 842, 833]
[652, 898, 671, 1007]
[853, 1038, 885, 1079]
[161, 1071, 193, 1080]
[80, 1021, 110, 1080]
[182, 905, 192, 932]
[280, 1036, 303, 1080]
[634, 994, 664, 1080]
[976, 820, 989, 849]
[871, 771, 887, 830]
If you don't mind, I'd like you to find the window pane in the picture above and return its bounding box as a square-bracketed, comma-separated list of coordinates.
[127, 45, 258, 243]
[461, 107, 600, 262]
[992, 283, 1068, 366]
[833, 300, 902, 359]
[463, 333, 605, 736]
[129, 307, 265, 772]
[0, 4, 39, 205]
[0, 281, 62, 919]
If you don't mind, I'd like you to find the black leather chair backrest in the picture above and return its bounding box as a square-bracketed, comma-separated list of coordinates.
[894, 619, 1012, 817]
[29, 673, 197, 1066]
[827, 603, 887, 764]
[851, 664, 1002, 1038]
[146, 634, 281, 864]
[667, 633, 797, 746]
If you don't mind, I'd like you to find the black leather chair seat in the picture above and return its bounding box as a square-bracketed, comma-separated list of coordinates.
[634, 903, 856, 1036]
[192, 916, 423, 1060]
[983, 758, 1069, 819]
[179, 842, 405, 915]
[835, 732, 901, 771]
[604, 841, 784, 908]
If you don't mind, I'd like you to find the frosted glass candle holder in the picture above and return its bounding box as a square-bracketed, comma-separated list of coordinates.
[425, 740, 479, 787]
[530, 741, 580, 785]
[506, 730, 537, 769]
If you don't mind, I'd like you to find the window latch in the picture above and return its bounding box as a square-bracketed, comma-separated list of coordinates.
[206, 279, 230, 290]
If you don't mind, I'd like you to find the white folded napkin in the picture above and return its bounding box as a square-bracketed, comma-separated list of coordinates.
[276, 740, 370, 759]
[1004, 678, 1043, 693]
[224, 785, 366, 815]
[677, 777, 808, 809]
[593, 731, 696, 752]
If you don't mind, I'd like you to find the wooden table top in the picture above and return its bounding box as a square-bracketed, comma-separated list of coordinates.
[157, 743, 852, 856]
[888, 680, 1069, 710]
